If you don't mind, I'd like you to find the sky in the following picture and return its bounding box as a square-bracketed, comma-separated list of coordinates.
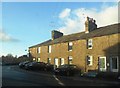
[0, 1, 119, 57]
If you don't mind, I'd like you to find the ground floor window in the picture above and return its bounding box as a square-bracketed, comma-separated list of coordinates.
[37, 58, 40, 62]
[33, 58, 36, 61]
[86, 55, 93, 66]
[110, 56, 119, 72]
[47, 58, 51, 64]
[60, 58, 64, 65]
[68, 56, 73, 64]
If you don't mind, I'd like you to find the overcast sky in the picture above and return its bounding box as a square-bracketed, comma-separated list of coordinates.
[0, 1, 119, 57]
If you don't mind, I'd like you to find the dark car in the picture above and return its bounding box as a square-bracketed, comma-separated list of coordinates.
[117, 72, 120, 80]
[54, 64, 81, 76]
[24, 61, 46, 70]
[19, 61, 31, 68]
[45, 63, 54, 71]
[118, 76, 120, 80]
[82, 71, 98, 78]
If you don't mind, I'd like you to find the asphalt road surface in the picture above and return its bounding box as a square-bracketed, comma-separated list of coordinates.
[2, 65, 120, 87]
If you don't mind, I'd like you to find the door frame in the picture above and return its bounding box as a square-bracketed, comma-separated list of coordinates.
[98, 56, 107, 72]
[54, 58, 59, 67]
[110, 56, 119, 72]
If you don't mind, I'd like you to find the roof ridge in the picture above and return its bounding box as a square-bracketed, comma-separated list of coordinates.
[97, 23, 120, 29]
[29, 23, 120, 48]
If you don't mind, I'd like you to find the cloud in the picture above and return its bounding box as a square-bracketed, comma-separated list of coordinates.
[54, 4, 118, 35]
[0, 30, 19, 42]
[59, 8, 71, 19]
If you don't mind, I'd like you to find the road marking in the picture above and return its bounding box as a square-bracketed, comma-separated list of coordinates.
[53, 75, 65, 86]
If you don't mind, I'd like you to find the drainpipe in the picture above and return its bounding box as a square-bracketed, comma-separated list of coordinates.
[85, 56, 87, 73]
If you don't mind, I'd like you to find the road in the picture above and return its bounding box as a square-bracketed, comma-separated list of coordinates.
[2, 65, 120, 87]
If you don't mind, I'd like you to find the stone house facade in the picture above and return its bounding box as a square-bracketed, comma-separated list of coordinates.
[29, 17, 120, 73]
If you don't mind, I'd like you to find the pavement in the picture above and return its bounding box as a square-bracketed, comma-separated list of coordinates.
[71, 76, 119, 85]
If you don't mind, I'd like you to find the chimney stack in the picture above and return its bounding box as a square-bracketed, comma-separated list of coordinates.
[52, 30, 63, 40]
[85, 17, 97, 33]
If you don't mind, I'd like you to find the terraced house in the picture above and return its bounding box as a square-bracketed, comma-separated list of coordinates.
[29, 17, 120, 74]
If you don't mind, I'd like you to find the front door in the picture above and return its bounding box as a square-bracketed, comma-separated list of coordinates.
[54, 58, 59, 67]
[98, 57, 106, 72]
[110, 56, 119, 72]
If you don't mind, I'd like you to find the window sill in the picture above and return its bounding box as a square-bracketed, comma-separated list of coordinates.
[88, 65, 92, 66]
[68, 50, 72, 51]
[87, 48, 92, 49]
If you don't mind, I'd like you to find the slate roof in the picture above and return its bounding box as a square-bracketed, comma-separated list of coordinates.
[29, 39, 52, 48]
[80, 23, 120, 39]
[29, 23, 120, 48]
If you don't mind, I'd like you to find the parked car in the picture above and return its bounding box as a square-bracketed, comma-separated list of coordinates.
[24, 61, 46, 70]
[82, 71, 98, 78]
[54, 64, 81, 76]
[45, 63, 54, 71]
[117, 72, 120, 80]
[19, 61, 31, 68]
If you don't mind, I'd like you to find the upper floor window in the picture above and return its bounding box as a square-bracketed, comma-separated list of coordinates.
[86, 55, 93, 66]
[87, 39, 93, 49]
[37, 47, 41, 53]
[68, 42, 73, 51]
[48, 45, 51, 53]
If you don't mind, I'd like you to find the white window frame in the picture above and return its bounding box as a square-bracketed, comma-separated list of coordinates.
[37, 58, 40, 62]
[68, 56, 73, 64]
[110, 56, 119, 72]
[68, 42, 73, 51]
[87, 56, 93, 66]
[60, 58, 64, 65]
[48, 58, 51, 63]
[48, 45, 51, 53]
[99, 56, 107, 72]
[69, 42, 73, 46]
[54, 58, 59, 67]
[33, 58, 36, 61]
[38, 47, 41, 53]
[87, 39, 93, 49]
